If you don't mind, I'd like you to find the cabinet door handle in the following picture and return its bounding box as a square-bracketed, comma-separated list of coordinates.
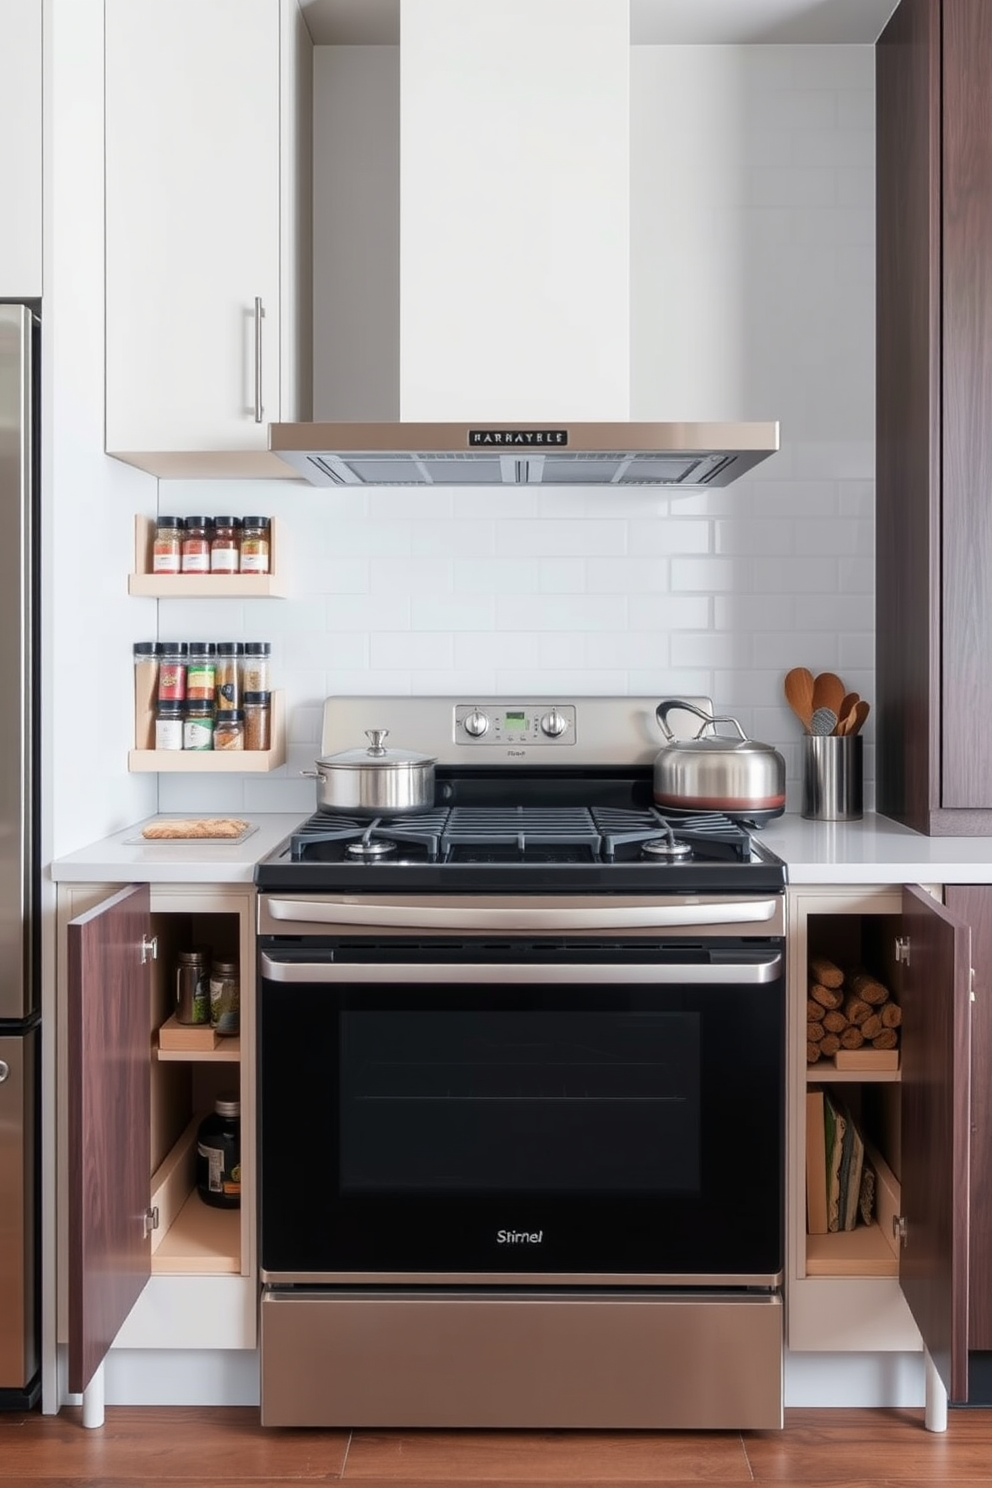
[254, 296, 265, 423]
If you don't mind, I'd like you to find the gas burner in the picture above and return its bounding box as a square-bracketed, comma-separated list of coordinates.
[641, 837, 693, 860]
[346, 837, 397, 858]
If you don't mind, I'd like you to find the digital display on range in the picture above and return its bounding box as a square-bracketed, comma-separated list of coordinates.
[504, 712, 528, 731]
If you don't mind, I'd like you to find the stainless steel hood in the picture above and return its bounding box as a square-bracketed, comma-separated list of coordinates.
[267, 420, 780, 487]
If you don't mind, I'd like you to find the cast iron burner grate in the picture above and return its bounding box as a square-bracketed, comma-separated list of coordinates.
[288, 805, 754, 865]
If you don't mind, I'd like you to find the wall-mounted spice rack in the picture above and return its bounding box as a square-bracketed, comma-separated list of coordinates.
[129, 690, 286, 772]
[128, 514, 288, 597]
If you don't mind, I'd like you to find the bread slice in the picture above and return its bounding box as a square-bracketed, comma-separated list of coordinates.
[142, 818, 248, 840]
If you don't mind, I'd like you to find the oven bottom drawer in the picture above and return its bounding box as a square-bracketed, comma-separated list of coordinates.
[260, 1287, 783, 1430]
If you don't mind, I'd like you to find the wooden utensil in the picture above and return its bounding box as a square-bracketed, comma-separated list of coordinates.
[784, 667, 814, 732]
[812, 671, 846, 718]
[848, 700, 870, 735]
[834, 692, 860, 735]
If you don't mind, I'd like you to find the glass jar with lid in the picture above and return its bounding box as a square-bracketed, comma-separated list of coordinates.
[210, 516, 242, 574]
[152, 517, 182, 575]
[183, 699, 214, 750]
[180, 516, 212, 573]
[241, 641, 271, 694]
[215, 641, 243, 709]
[156, 642, 188, 702]
[209, 961, 240, 1036]
[239, 516, 271, 574]
[243, 691, 271, 751]
[214, 708, 245, 751]
[154, 700, 184, 751]
[186, 642, 217, 701]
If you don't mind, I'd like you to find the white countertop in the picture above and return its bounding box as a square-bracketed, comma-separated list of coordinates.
[49, 810, 992, 888]
[762, 812, 992, 884]
[49, 814, 305, 884]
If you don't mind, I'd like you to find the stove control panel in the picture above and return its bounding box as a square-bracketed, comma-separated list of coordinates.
[455, 703, 577, 745]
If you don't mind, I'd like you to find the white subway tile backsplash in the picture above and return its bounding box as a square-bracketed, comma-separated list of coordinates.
[150, 42, 876, 815]
[495, 520, 628, 558]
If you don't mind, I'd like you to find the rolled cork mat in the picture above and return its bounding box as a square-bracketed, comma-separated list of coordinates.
[848, 969, 890, 1006]
[808, 998, 827, 1023]
[881, 1003, 902, 1028]
[861, 1013, 883, 1041]
[840, 1025, 865, 1049]
[872, 1028, 899, 1050]
[808, 1020, 825, 1042]
[843, 996, 871, 1026]
[823, 1010, 848, 1033]
[807, 1041, 823, 1064]
[820, 1033, 841, 1056]
[809, 955, 844, 988]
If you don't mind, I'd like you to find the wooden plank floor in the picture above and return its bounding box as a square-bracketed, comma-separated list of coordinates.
[2, 1407, 992, 1486]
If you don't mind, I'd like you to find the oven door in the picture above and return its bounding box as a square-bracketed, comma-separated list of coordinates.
[258, 930, 784, 1287]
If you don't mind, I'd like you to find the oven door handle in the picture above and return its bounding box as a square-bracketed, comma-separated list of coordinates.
[260, 952, 783, 985]
[260, 896, 781, 932]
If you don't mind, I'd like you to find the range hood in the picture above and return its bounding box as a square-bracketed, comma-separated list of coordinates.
[268, 420, 780, 487]
[274, 1, 780, 490]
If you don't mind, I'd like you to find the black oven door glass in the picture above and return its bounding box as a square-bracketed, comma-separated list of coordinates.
[258, 939, 784, 1278]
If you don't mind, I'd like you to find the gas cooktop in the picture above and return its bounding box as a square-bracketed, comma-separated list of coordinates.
[254, 696, 788, 896]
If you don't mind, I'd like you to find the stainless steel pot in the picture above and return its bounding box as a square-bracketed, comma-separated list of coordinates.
[653, 700, 786, 822]
[303, 729, 436, 817]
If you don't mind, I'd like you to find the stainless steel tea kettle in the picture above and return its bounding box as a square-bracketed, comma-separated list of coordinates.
[654, 700, 786, 823]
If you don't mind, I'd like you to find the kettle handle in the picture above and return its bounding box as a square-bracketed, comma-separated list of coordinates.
[655, 700, 748, 743]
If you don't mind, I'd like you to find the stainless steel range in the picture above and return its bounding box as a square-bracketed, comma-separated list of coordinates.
[255, 697, 786, 1431]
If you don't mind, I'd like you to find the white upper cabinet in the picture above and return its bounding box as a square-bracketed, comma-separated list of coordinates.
[0, 0, 42, 298]
[104, 0, 312, 477]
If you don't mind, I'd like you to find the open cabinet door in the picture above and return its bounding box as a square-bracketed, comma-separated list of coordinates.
[67, 883, 152, 1395]
[899, 885, 971, 1402]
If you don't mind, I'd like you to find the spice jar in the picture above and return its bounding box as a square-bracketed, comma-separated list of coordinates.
[180, 516, 212, 573]
[214, 708, 245, 751]
[243, 691, 271, 751]
[134, 641, 159, 749]
[156, 642, 188, 702]
[241, 641, 271, 694]
[152, 517, 182, 575]
[183, 699, 214, 750]
[239, 516, 271, 574]
[215, 642, 243, 708]
[210, 516, 241, 574]
[209, 961, 240, 1036]
[154, 700, 185, 751]
[175, 949, 210, 1024]
[186, 642, 217, 701]
[196, 1094, 240, 1209]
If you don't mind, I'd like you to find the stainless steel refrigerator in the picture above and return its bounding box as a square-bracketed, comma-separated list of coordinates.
[0, 303, 39, 1409]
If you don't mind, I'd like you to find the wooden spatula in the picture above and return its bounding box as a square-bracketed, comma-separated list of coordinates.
[812, 671, 846, 717]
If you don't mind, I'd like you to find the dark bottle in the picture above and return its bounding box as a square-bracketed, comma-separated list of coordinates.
[196, 1094, 241, 1209]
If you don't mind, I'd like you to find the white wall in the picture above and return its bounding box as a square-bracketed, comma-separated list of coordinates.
[151, 40, 874, 820]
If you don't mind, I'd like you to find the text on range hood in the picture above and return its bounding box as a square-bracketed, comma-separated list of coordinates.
[267, 420, 780, 487]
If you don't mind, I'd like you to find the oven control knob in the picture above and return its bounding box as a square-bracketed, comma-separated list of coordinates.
[463, 708, 490, 738]
[540, 708, 569, 738]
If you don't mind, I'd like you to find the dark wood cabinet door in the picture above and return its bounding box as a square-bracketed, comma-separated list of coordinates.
[941, 1, 992, 810]
[67, 883, 152, 1395]
[875, 0, 941, 833]
[945, 886, 992, 1351]
[899, 886, 971, 1402]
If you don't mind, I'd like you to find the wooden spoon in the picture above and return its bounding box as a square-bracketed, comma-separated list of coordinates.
[812, 671, 846, 718]
[784, 667, 814, 732]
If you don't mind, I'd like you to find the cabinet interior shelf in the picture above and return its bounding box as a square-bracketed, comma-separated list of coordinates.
[128, 514, 287, 597]
[805, 1221, 899, 1278]
[150, 1115, 240, 1275]
[129, 690, 285, 772]
[806, 1067, 901, 1084]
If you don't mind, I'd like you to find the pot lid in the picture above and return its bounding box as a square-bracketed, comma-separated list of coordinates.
[318, 728, 436, 769]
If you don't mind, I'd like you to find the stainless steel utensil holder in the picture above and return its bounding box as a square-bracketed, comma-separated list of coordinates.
[801, 735, 863, 821]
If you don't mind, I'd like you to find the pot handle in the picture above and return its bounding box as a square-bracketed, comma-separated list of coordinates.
[655, 700, 748, 743]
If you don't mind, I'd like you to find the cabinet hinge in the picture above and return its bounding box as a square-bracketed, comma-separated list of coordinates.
[894, 937, 911, 965]
[892, 1214, 908, 1247]
[140, 934, 158, 964]
[143, 1206, 159, 1238]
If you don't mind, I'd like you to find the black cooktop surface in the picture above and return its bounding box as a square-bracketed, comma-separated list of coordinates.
[256, 774, 788, 895]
